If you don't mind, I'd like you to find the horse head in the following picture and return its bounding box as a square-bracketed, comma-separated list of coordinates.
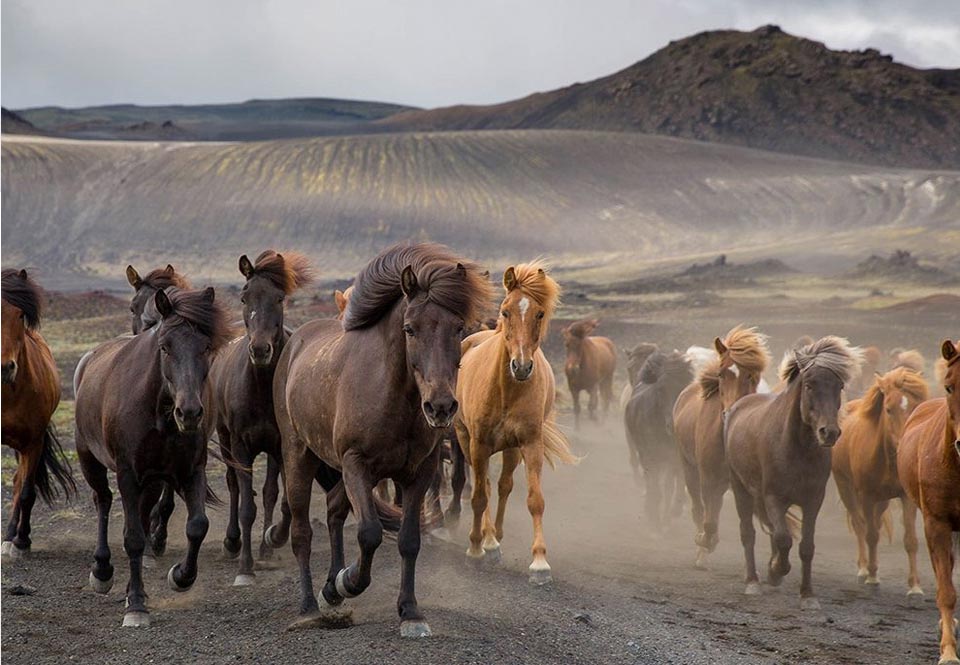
[499, 263, 559, 382]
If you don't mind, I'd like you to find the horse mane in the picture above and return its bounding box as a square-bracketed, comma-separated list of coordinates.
[1, 269, 44, 329]
[639, 350, 691, 385]
[861, 345, 882, 367]
[779, 336, 863, 384]
[162, 288, 235, 352]
[722, 325, 771, 376]
[508, 260, 561, 320]
[343, 243, 494, 331]
[858, 367, 930, 422]
[142, 267, 190, 291]
[889, 349, 925, 375]
[698, 358, 722, 399]
[566, 318, 598, 339]
[250, 250, 315, 295]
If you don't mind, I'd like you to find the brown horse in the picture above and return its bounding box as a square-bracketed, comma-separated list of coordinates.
[898, 339, 960, 665]
[673, 325, 771, 568]
[619, 342, 659, 410]
[454, 262, 577, 584]
[211, 251, 313, 586]
[272, 243, 493, 637]
[850, 345, 883, 397]
[832, 367, 929, 593]
[624, 349, 692, 529]
[74, 287, 232, 627]
[725, 336, 862, 609]
[889, 348, 926, 375]
[1, 269, 75, 559]
[562, 319, 616, 427]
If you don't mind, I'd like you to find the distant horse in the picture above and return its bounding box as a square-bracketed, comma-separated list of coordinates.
[74, 287, 232, 627]
[454, 262, 577, 584]
[849, 345, 883, 397]
[889, 348, 926, 375]
[211, 251, 313, 586]
[624, 349, 692, 529]
[1, 269, 75, 559]
[832, 367, 929, 593]
[897, 339, 960, 665]
[272, 243, 493, 637]
[562, 319, 616, 427]
[618, 342, 659, 410]
[673, 325, 771, 567]
[725, 336, 862, 609]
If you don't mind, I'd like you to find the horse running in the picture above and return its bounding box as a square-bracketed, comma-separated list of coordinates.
[897, 339, 960, 665]
[562, 319, 616, 427]
[454, 262, 577, 584]
[272, 243, 493, 637]
[618, 342, 659, 410]
[211, 251, 313, 586]
[832, 367, 929, 593]
[1, 269, 75, 559]
[673, 325, 771, 567]
[74, 287, 232, 627]
[725, 336, 862, 609]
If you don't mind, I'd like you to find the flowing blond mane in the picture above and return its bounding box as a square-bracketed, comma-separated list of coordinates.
[698, 358, 722, 400]
[722, 325, 771, 376]
[507, 260, 561, 321]
[857, 367, 930, 421]
[889, 349, 926, 375]
[780, 336, 863, 384]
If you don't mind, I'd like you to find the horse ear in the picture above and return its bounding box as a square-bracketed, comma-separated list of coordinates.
[537, 268, 545, 276]
[481, 270, 490, 279]
[942, 339, 958, 362]
[400, 266, 419, 298]
[18, 268, 28, 280]
[164, 264, 175, 274]
[455, 262, 466, 276]
[126, 265, 142, 289]
[714, 337, 728, 356]
[334, 289, 348, 314]
[203, 286, 216, 303]
[238, 255, 255, 279]
[503, 266, 518, 291]
[155, 289, 174, 318]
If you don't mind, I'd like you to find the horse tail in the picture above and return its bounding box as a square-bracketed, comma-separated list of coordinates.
[542, 420, 581, 469]
[35, 426, 78, 505]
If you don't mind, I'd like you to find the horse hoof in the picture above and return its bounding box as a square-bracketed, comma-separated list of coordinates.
[233, 574, 256, 587]
[400, 620, 433, 638]
[263, 525, 280, 549]
[800, 596, 821, 611]
[483, 546, 502, 565]
[864, 576, 880, 587]
[857, 568, 869, 584]
[465, 547, 485, 565]
[694, 548, 709, 570]
[89, 571, 114, 594]
[142, 554, 157, 570]
[529, 568, 553, 586]
[335, 568, 358, 599]
[167, 564, 193, 592]
[287, 608, 354, 631]
[222, 539, 240, 559]
[122, 611, 151, 628]
[428, 527, 453, 543]
[1, 541, 27, 560]
[744, 581, 761, 596]
[907, 585, 924, 597]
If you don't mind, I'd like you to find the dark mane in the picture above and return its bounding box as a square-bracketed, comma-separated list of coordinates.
[1, 268, 44, 329]
[161, 288, 235, 352]
[251, 250, 315, 294]
[142, 267, 190, 291]
[343, 243, 494, 331]
[639, 350, 692, 385]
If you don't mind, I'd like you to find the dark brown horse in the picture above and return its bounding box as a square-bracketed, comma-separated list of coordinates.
[211, 251, 313, 586]
[562, 319, 616, 427]
[725, 336, 862, 609]
[898, 339, 960, 665]
[1, 269, 75, 559]
[273, 243, 493, 637]
[624, 349, 692, 529]
[619, 342, 659, 410]
[74, 287, 232, 627]
[673, 325, 771, 568]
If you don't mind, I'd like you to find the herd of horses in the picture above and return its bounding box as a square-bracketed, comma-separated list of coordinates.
[1, 246, 958, 663]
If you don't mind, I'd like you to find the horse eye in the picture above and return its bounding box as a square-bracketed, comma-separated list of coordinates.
[403, 324, 415, 337]
[240, 297, 246, 305]
[947, 386, 954, 395]
[501, 311, 509, 318]
[160, 346, 169, 355]
[278, 296, 285, 303]
[536, 311, 545, 320]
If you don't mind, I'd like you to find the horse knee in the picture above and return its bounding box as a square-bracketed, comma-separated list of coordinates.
[773, 531, 792, 552]
[123, 532, 146, 557]
[357, 520, 383, 552]
[398, 532, 421, 560]
[185, 514, 209, 543]
[798, 540, 815, 561]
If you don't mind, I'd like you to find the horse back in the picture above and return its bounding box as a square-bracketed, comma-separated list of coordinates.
[898, 398, 959, 523]
[588, 336, 617, 378]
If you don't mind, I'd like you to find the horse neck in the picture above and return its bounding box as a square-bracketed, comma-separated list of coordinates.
[133, 330, 168, 418]
[379, 300, 418, 397]
[780, 378, 816, 449]
[13, 330, 56, 398]
[943, 407, 960, 469]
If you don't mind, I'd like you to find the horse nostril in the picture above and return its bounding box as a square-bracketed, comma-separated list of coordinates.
[423, 401, 435, 416]
[174, 407, 184, 419]
[449, 399, 459, 416]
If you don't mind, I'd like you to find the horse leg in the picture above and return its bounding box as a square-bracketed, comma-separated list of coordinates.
[138, 482, 162, 569]
[764, 495, 792, 586]
[901, 496, 923, 597]
[466, 448, 491, 561]
[10, 447, 42, 553]
[285, 444, 321, 615]
[798, 493, 825, 610]
[393, 483, 403, 508]
[644, 465, 663, 532]
[601, 375, 614, 422]
[79, 447, 114, 593]
[587, 386, 599, 422]
[520, 441, 551, 585]
[494, 449, 521, 543]
[395, 447, 440, 638]
[117, 470, 150, 627]
[259, 453, 281, 560]
[671, 463, 686, 519]
[2, 455, 25, 555]
[320, 479, 351, 606]
[446, 428, 467, 523]
[680, 458, 708, 567]
[730, 475, 759, 594]
[571, 390, 582, 429]
[233, 446, 257, 586]
[924, 516, 958, 665]
[335, 451, 383, 599]
[167, 465, 210, 593]
[697, 471, 726, 554]
[149, 482, 175, 557]
[864, 498, 886, 586]
[220, 430, 241, 558]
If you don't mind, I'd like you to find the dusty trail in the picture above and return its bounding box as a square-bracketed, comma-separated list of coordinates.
[1, 414, 950, 664]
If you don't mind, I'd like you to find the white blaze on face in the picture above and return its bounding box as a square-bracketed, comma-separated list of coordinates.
[728, 364, 740, 377]
[900, 395, 908, 411]
[517, 297, 530, 364]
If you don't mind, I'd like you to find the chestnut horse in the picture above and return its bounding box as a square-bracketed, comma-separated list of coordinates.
[897, 339, 960, 665]
[673, 325, 771, 568]
[454, 262, 577, 584]
[1, 269, 75, 559]
[725, 336, 862, 609]
[273, 243, 493, 637]
[74, 287, 232, 627]
[832, 367, 929, 593]
[624, 349, 692, 529]
[211, 251, 313, 586]
[562, 319, 616, 427]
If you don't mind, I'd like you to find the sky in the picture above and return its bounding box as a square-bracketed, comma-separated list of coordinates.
[3, 0, 959, 110]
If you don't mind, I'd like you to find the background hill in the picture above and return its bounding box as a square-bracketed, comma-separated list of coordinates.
[1, 107, 43, 135]
[10, 97, 417, 141]
[3, 131, 957, 287]
[376, 26, 960, 170]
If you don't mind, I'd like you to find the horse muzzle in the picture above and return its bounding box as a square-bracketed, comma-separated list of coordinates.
[510, 358, 534, 382]
[174, 405, 204, 433]
[422, 398, 458, 429]
[248, 342, 274, 367]
[1, 361, 17, 385]
[817, 425, 841, 448]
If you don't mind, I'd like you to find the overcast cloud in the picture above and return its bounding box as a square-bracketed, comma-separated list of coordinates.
[2, 0, 958, 110]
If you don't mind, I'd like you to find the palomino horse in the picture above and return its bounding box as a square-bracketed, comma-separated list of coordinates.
[618, 342, 659, 410]
[897, 339, 960, 665]
[624, 349, 692, 529]
[725, 336, 862, 609]
[673, 325, 771, 567]
[211, 251, 313, 586]
[832, 367, 929, 593]
[74, 287, 232, 627]
[454, 262, 577, 584]
[1, 269, 75, 559]
[562, 319, 616, 427]
[273, 243, 493, 637]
